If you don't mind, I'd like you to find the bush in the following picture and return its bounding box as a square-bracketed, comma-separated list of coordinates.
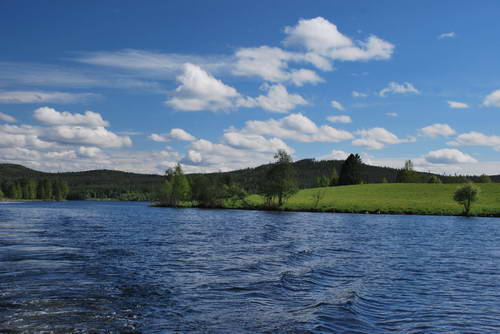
[453, 183, 480, 215]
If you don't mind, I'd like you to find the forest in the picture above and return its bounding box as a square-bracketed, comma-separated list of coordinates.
[0, 155, 498, 202]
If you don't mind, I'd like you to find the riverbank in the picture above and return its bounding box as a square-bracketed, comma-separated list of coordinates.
[153, 183, 500, 217]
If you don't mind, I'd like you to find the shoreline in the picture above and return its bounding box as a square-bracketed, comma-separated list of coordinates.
[150, 203, 500, 218]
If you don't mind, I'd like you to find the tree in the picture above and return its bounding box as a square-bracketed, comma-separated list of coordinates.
[329, 168, 339, 186]
[316, 175, 330, 188]
[477, 174, 492, 183]
[381, 177, 389, 183]
[396, 160, 417, 183]
[161, 164, 191, 207]
[453, 183, 480, 216]
[338, 154, 363, 186]
[260, 150, 298, 207]
[427, 175, 442, 184]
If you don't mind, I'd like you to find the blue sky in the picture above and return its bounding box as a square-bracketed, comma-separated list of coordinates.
[1, 0, 500, 175]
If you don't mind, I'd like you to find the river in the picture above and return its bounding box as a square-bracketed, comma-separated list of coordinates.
[1, 201, 500, 333]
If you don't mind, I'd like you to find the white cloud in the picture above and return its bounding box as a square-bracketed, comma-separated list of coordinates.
[385, 112, 398, 117]
[165, 63, 240, 112]
[318, 149, 349, 161]
[233, 46, 323, 86]
[353, 127, 414, 150]
[419, 123, 456, 138]
[482, 89, 500, 107]
[379, 82, 420, 97]
[424, 148, 477, 164]
[437, 32, 456, 39]
[240, 84, 307, 113]
[330, 100, 345, 111]
[352, 91, 368, 98]
[78, 146, 102, 158]
[240, 113, 352, 143]
[448, 131, 500, 151]
[0, 112, 16, 122]
[41, 126, 132, 148]
[33, 107, 109, 127]
[283, 17, 394, 62]
[0, 91, 97, 104]
[447, 101, 469, 109]
[223, 132, 293, 153]
[149, 128, 196, 142]
[327, 115, 352, 123]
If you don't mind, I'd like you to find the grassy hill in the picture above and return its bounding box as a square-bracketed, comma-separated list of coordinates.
[242, 183, 500, 217]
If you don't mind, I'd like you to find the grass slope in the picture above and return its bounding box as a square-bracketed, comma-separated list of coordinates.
[244, 183, 500, 216]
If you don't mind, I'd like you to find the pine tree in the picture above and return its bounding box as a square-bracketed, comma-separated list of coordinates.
[338, 154, 363, 186]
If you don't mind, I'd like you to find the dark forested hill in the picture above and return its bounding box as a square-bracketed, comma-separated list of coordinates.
[0, 164, 164, 200]
[1, 161, 498, 200]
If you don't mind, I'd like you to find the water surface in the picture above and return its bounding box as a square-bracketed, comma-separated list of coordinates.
[1, 201, 500, 333]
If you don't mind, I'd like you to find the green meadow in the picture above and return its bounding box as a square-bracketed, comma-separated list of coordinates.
[240, 183, 500, 217]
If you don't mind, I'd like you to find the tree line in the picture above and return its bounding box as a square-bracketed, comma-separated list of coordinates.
[0, 178, 70, 200]
[158, 151, 367, 209]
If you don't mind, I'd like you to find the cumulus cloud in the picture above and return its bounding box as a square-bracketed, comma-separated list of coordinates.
[352, 127, 415, 149]
[327, 115, 352, 123]
[181, 138, 283, 172]
[0, 112, 16, 122]
[437, 32, 456, 39]
[240, 84, 307, 113]
[352, 91, 368, 98]
[379, 82, 420, 97]
[283, 17, 394, 62]
[78, 146, 103, 158]
[330, 100, 345, 111]
[33, 107, 109, 127]
[0, 90, 97, 104]
[240, 113, 352, 143]
[448, 131, 500, 151]
[223, 132, 293, 153]
[419, 123, 456, 138]
[233, 46, 323, 86]
[447, 101, 469, 109]
[41, 126, 132, 148]
[318, 149, 349, 161]
[149, 128, 196, 142]
[424, 148, 476, 164]
[482, 89, 500, 107]
[166, 63, 240, 111]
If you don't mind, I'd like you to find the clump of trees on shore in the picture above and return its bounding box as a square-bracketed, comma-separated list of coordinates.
[0, 178, 69, 200]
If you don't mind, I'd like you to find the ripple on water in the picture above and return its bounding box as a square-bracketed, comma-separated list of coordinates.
[2, 202, 500, 333]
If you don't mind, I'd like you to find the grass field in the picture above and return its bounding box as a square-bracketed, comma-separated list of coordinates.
[241, 183, 500, 216]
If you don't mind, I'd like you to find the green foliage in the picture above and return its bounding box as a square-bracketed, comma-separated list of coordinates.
[382, 177, 389, 183]
[0, 178, 69, 201]
[329, 168, 339, 186]
[453, 183, 480, 215]
[427, 175, 442, 184]
[396, 160, 418, 183]
[259, 150, 298, 207]
[478, 174, 492, 183]
[338, 154, 363, 186]
[316, 175, 330, 187]
[160, 164, 191, 207]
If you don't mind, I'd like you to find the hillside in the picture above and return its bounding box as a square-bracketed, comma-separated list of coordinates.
[0, 164, 164, 199]
[1, 161, 499, 200]
[242, 183, 500, 217]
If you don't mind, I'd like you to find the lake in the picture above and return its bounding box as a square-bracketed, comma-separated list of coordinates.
[1, 201, 500, 333]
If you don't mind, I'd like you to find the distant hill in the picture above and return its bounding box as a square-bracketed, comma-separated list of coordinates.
[0, 163, 164, 199]
[1, 161, 498, 199]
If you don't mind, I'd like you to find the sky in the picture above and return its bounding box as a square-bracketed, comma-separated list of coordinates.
[1, 0, 500, 175]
